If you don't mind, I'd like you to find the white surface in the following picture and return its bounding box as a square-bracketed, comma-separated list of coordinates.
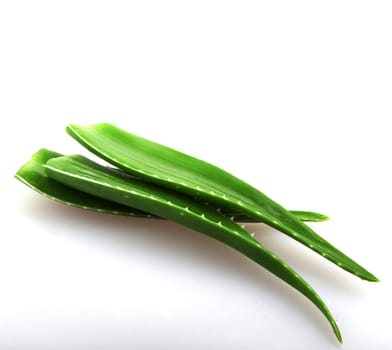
[0, 1, 391, 349]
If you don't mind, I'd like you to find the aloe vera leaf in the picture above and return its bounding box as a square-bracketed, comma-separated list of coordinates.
[286, 211, 329, 222]
[67, 123, 377, 281]
[15, 149, 329, 223]
[43, 154, 342, 342]
[14, 148, 156, 217]
[223, 210, 329, 223]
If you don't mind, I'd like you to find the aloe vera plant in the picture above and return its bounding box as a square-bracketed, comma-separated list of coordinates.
[66, 123, 377, 282]
[14, 124, 379, 343]
[15, 148, 329, 222]
[41, 153, 342, 341]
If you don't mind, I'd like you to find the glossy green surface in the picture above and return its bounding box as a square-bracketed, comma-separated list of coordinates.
[67, 123, 377, 282]
[15, 149, 159, 218]
[15, 149, 329, 223]
[44, 154, 342, 342]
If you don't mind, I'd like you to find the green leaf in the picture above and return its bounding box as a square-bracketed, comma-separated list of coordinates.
[287, 210, 329, 222]
[15, 148, 328, 223]
[44, 153, 342, 342]
[15, 148, 157, 217]
[66, 123, 377, 282]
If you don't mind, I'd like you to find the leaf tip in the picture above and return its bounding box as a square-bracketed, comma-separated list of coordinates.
[331, 318, 343, 343]
[368, 274, 380, 282]
[357, 269, 379, 282]
[319, 214, 330, 222]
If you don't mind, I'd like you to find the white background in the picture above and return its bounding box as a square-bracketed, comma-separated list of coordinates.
[0, 1, 391, 349]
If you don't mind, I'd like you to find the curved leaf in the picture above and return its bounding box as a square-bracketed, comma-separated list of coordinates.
[66, 123, 377, 281]
[44, 154, 342, 342]
[15, 149, 328, 223]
